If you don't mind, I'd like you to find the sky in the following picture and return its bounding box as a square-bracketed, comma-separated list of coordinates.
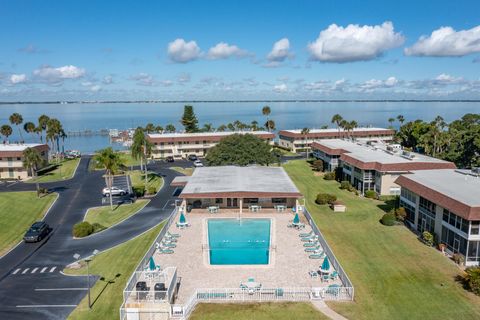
[1, 0, 480, 101]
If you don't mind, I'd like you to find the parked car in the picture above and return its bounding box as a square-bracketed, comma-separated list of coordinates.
[193, 160, 204, 167]
[65, 150, 81, 158]
[102, 186, 127, 197]
[187, 154, 198, 161]
[166, 156, 174, 162]
[23, 221, 51, 243]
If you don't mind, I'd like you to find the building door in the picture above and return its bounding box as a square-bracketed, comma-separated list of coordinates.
[226, 198, 238, 207]
[8, 168, 14, 178]
[453, 238, 461, 253]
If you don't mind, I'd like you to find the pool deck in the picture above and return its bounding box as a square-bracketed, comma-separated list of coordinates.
[153, 209, 342, 304]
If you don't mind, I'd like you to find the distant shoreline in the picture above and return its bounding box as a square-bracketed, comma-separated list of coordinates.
[0, 99, 479, 105]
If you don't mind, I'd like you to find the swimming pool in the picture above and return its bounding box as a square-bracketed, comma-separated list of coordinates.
[207, 218, 271, 265]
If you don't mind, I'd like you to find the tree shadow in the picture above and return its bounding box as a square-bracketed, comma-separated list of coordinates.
[377, 198, 399, 213]
[91, 273, 121, 308]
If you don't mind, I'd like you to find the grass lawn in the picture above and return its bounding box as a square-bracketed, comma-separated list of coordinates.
[283, 160, 480, 320]
[190, 302, 328, 320]
[273, 146, 297, 157]
[84, 199, 149, 230]
[0, 192, 57, 256]
[65, 222, 165, 320]
[27, 158, 80, 183]
[129, 170, 163, 192]
[119, 152, 141, 167]
[170, 166, 194, 176]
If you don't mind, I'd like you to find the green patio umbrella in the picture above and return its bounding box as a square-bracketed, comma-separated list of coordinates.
[320, 256, 330, 272]
[179, 212, 186, 224]
[149, 256, 157, 271]
[293, 213, 300, 224]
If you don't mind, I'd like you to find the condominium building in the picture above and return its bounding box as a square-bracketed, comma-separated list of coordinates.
[396, 169, 480, 266]
[146, 131, 275, 159]
[0, 143, 49, 180]
[311, 139, 456, 196]
[278, 127, 394, 153]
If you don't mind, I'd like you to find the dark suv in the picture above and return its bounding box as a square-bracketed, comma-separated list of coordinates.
[23, 221, 51, 243]
[166, 156, 174, 162]
[187, 154, 198, 161]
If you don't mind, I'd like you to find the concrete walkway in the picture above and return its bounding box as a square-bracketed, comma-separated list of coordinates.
[311, 300, 349, 320]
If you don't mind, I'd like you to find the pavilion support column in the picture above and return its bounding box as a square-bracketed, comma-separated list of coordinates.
[295, 199, 301, 212]
[181, 199, 187, 212]
[239, 198, 243, 216]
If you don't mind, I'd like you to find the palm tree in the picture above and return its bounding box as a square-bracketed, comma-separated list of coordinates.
[301, 127, 310, 158]
[348, 120, 358, 138]
[165, 124, 176, 133]
[265, 120, 275, 132]
[250, 120, 259, 131]
[397, 115, 405, 125]
[9, 113, 24, 141]
[145, 123, 155, 133]
[339, 119, 348, 137]
[262, 106, 272, 131]
[227, 123, 235, 131]
[155, 125, 164, 133]
[95, 147, 125, 209]
[202, 123, 213, 132]
[388, 117, 395, 128]
[23, 147, 44, 197]
[46, 118, 64, 161]
[217, 124, 227, 132]
[1, 124, 13, 141]
[331, 114, 343, 133]
[38, 114, 50, 143]
[24, 122, 36, 140]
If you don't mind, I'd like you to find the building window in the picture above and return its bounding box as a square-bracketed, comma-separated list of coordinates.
[443, 209, 468, 234]
[470, 221, 480, 235]
[272, 198, 287, 204]
[401, 188, 417, 204]
[419, 197, 436, 214]
[467, 241, 480, 263]
[441, 226, 467, 255]
[400, 200, 416, 224]
[244, 198, 259, 204]
[215, 198, 223, 204]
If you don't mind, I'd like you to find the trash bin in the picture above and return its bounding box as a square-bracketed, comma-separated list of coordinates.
[154, 283, 166, 300]
[136, 281, 149, 300]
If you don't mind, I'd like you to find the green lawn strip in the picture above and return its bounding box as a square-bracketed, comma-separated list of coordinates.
[119, 153, 141, 167]
[128, 170, 163, 191]
[0, 192, 57, 256]
[27, 158, 80, 183]
[190, 302, 329, 320]
[65, 222, 165, 320]
[272, 146, 297, 157]
[84, 199, 150, 230]
[283, 160, 480, 320]
[169, 166, 194, 176]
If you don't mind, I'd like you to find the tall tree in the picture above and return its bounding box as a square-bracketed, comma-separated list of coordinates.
[9, 113, 24, 141]
[265, 120, 276, 131]
[145, 123, 155, 133]
[1, 124, 13, 140]
[227, 123, 235, 131]
[155, 125, 164, 133]
[95, 147, 125, 209]
[397, 114, 405, 125]
[262, 106, 272, 131]
[331, 114, 343, 133]
[301, 127, 310, 158]
[217, 124, 227, 132]
[131, 127, 153, 172]
[38, 114, 50, 143]
[23, 147, 44, 197]
[180, 105, 199, 133]
[24, 122, 36, 140]
[202, 123, 214, 132]
[165, 124, 176, 133]
[388, 117, 395, 128]
[250, 120, 259, 131]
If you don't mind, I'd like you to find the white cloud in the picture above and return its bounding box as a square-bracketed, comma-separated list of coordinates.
[160, 80, 173, 87]
[167, 38, 201, 63]
[10, 74, 27, 84]
[102, 75, 113, 85]
[308, 21, 404, 62]
[273, 83, 288, 93]
[90, 85, 101, 92]
[405, 25, 480, 57]
[267, 38, 292, 62]
[207, 42, 247, 59]
[33, 65, 85, 84]
[129, 73, 156, 86]
[177, 73, 191, 84]
[360, 76, 398, 90]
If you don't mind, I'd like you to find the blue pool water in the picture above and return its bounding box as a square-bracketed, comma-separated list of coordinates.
[208, 218, 271, 265]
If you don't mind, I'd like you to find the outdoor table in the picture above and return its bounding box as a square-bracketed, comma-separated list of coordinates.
[207, 206, 219, 213]
[275, 205, 287, 212]
[242, 281, 261, 289]
[249, 205, 261, 212]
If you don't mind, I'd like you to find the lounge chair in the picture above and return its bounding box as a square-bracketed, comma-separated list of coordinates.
[308, 270, 319, 278]
[330, 271, 339, 280]
[176, 222, 190, 229]
[305, 245, 321, 252]
[309, 253, 325, 259]
[163, 236, 178, 242]
[301, 235, 318, 242]
[321, 274, 330, 282]
[158, 248, 174, 254]
[299, 230, 314, 238]
[161, 241, 176, 248]
[248, 277, 255, 282]
[167, 231, 181, 238]
[303, 241, 319, 247]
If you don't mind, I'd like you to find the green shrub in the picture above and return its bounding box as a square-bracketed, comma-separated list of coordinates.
[381, 213, 396, 226]
[422, 231, 434, 246]
[395, 207, 407, 221]
[464, 267, 480, 295]
[147, 186, 157, 194]
[315, 193, 337, 205]
[73, 221, 94, 238]
[312, 160, 324, 172]
[340, 181, 352, 190]
[323, 172, 336, 180]
[133, 185, 145, 197]
[91, 223, 106, 233]
[364, 190, 377, 199]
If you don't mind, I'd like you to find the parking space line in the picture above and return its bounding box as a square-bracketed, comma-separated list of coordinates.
[21, 268, 30, 274]
[31, 267, 39, 273]
[41, 267, 48, 273]
[49, 267, 56, 273]
[35, 288, 88, 291]
[12, 268, 21, 275]
[16, 305, 77, 308]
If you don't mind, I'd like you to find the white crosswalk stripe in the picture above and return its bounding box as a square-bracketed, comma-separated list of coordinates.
[11, 266, 59, 276]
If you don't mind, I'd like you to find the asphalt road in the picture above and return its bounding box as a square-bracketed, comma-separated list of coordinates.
[0, 156, 189, 320]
